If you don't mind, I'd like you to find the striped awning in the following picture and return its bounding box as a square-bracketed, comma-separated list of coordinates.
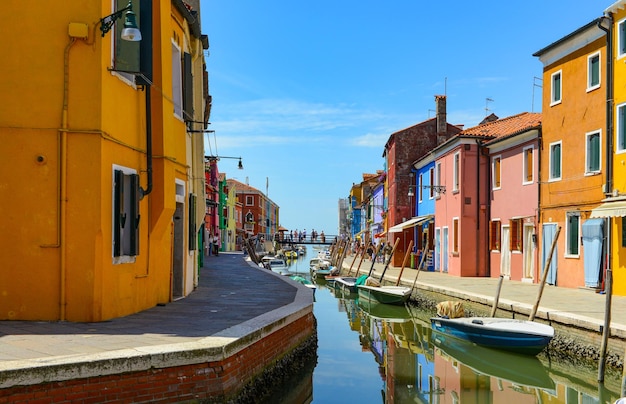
[590, 199, 626, 218]
[388, 215, 433, 233]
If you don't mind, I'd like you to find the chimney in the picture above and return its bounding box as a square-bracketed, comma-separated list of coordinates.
[435, 95, 447, 144]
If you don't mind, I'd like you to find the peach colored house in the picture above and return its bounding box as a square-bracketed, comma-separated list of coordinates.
[534, 19, 607, 289]
[484, 114, 542, 282]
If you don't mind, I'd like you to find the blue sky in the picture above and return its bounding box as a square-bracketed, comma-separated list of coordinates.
[200, 1, 606, 236]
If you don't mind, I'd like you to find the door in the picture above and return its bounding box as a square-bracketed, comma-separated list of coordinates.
[523, 224, 535, 280]
[434, 228, 440, 271]
[500, 226, 511, 278]
[172, 202, 185, 299]
[442, 227, 449, 273]
[542, 224, 558, 285]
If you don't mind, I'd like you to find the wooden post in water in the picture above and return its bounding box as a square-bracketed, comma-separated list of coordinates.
[598, 267, 613, 382]
[490, 275, 504, 317]
[529, 226, 561, 321]
[346, 245, 359, 275]
[367, 243, 383, 277]
[356, 240, 371, 276]
[336, 240, 349, 273]
[396, 240, 414, 286]
[379, 238, 400, 282]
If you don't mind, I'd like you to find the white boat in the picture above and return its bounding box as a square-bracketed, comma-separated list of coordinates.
[267, 258, 290, 274]
[334, 277, 358, 293]
[430, 316, 554, 355]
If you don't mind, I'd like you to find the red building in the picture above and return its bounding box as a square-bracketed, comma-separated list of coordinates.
[384, 96, 462, 266]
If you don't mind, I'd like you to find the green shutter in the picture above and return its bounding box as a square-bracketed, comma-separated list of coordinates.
[589, 133, 600, 172]
[113, 170, 123, 257]
[620, 106, 626, 151]
[129, 174, 140, 255]
[183, 52, 193, 121]
[591, 56, 600, 87]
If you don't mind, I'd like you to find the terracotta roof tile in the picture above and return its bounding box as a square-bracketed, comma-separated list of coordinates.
[460, 112, 541, 140]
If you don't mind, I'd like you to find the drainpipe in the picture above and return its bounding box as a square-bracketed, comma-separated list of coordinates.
[479, 139, 491, 278]
[597, 15, 613, 198]
[140, 84, 153, 198]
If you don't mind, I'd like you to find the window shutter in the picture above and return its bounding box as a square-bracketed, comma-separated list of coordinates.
[113, 170, 123, 257]
[189, 194, 197, 250]
[114, 0, 140, 72]
[129, 173, 140, 256]
[183, 52, 193, 121]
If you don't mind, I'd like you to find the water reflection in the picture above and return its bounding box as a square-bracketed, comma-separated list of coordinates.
[274, 249, 621, 403]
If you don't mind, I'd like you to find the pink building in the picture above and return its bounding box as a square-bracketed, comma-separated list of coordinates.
[433, 113, 541, 278]
[485, 113, 542, 282]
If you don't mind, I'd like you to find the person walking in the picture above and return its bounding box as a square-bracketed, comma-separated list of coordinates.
[213, 234, 220, 256]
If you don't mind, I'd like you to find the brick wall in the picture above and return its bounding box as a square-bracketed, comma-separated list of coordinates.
[0, 313, 316, 403]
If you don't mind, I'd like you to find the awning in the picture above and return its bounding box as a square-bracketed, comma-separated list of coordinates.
[590, 199, 626, 218]
[388, 215, 433, 233]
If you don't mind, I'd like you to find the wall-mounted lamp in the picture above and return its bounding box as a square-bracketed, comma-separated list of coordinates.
[205, 155, 244, 170]
[100, 0, 142, 41]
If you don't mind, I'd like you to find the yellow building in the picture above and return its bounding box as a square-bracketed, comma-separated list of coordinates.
[590, 1, 626, 296]
[534, 18, 607, 290]
[0, 0, 209, 321]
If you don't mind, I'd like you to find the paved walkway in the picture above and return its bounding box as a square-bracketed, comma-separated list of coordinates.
[342, 254, 626, 339]
[0, 253, 312, 387]
[2, 250, 626, 386]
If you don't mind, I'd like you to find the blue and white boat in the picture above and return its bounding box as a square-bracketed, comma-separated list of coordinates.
[430, 316, 554, 356]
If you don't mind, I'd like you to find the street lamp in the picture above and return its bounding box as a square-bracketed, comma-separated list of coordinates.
[204, 155, 244, 170]
[100, 0, 142, 41]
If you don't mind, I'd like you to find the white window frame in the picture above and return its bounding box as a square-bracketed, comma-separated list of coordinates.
[585, 130, 602, 175]
[429, 167, 435, 199]
[548, 141, 562, 182]
[550, 70, 562, 106]
[618, 17, 626, 60]
[522, 146, 534, 185]
[435, 162, 442, 199]
[617, 102, 626, 154]
[565, 211, 581, 258]
[453, 152, 460, 193]
[492, 155, 502, 190]
[418, 173, 423, 203]
[245, 196, 253, 206]
[587, 52, 601, 92]
[172, 40, 183, 119]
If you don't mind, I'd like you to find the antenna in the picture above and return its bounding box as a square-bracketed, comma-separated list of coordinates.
[532, 76, 543, 113]
[485, 97, 494, 116]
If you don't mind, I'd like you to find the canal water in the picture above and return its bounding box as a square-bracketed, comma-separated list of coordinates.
[268, 246, 624, 404]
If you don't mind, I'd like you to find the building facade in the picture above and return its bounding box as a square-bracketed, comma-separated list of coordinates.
[0, 0, 209, 321]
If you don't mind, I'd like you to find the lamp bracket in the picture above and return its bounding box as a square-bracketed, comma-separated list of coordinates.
[100, 4, 133, 37]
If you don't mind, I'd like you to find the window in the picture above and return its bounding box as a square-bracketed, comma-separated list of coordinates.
[452, 218, 459, 253]
[619, 18, 626, 58]
[549, 141, 562, 181]
[510, 218, 523, 252]
[111, 0, 141, 81]
[172, 40, 183, 119]
[246, 196, 253, 206]
[492, 156, 501, 189]
[622, 217, 626, 248]
[586, 130, 601, 174]
[551, 70, 562, 105]
[113, 168, 140, 258]
[618, 103, 626, 153]
[587, 52, 600, 91]
[453, 152, 460, 192]
[523, 147, 533, 184]
[246, 212, 254, 222]
[418, 173, 423, 203]
[489, 220, 501, 251]
[429, 167, 435, 198]
[566, 212, 580, 257]
[435, 162, 442, 198]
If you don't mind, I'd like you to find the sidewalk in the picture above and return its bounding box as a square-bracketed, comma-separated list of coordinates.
[0, 252, 313, 389]
[341, 254, 626, 340]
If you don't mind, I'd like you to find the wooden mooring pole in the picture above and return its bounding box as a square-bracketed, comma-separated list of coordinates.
[490, 275, 504, 317]
[529, 226, 560, 321]
[396, 240, 414, 286]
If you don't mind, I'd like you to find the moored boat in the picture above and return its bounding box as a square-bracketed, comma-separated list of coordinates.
[429, 316, 554, 356]
[334, 277, 358, 294]
[355, 276, 411, 306]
